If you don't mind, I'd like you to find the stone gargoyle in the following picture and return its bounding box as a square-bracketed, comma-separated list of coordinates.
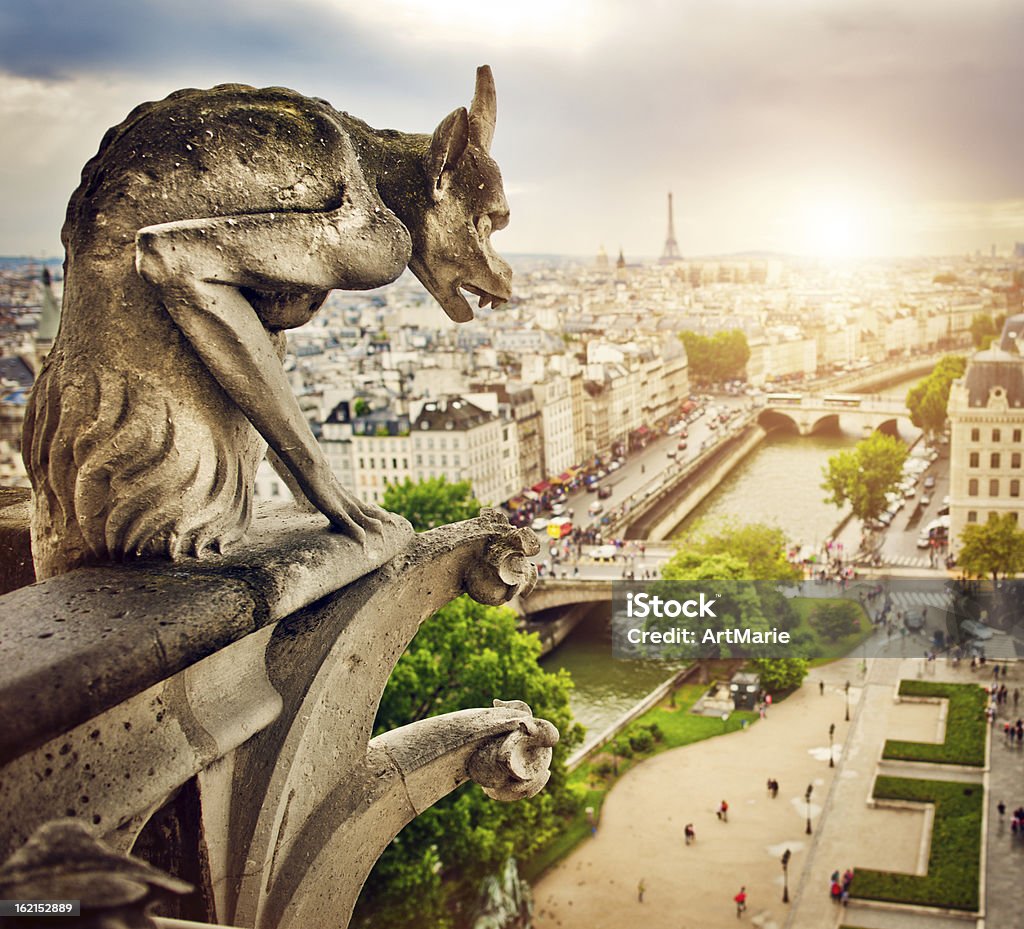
[24, 66, 512, 578]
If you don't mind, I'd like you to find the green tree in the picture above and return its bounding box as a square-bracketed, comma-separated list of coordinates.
[356, 597, 584, 928]
[679, 329, 750, 385]
[750, 656, 809, 692]
[810, 601, 862, 641]
[957, 514, 1024, 581]
[821, 432, 908, 523]
[646, 522, 800, 664]
[969, 312, 998, 349]
[670, 520, 802, 582]
[905, 355, 966, 437]
[383, 476, 481, 531]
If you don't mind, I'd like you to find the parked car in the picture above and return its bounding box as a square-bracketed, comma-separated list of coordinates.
[587, 501, 604, 517]
[531, 517, 548, 531]
[667, 449, 677, 458]
[923, 475, 936, 489]
[592, 544, 617, 561]
[551, 502, 567, 516]
[587, 481, 601, 493]
[598, 485, 613, 499]
[677, 439, 688, 450]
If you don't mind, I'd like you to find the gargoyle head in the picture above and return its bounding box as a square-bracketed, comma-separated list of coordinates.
[408, 66, 513, 323]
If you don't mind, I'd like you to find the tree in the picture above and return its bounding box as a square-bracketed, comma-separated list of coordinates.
[810, 601, 862, 641]
[821, 432, 908, 524]
[679, 329, 750, 385]
[905, 355, 966, 437]
[355, 597, 584, 928]
[643, 522, 800, 663]
[750, 657, 809, 692]
[969, 312, 999, 349]
[382, 476, 481, 531]
[957, 514, 1024, 581]
[670, 520, 802, 582]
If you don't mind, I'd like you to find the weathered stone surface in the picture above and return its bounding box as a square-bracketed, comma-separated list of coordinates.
[23, 67, 512, 579]
[0, 506, 551, 928]
[0, 487, 32, 595]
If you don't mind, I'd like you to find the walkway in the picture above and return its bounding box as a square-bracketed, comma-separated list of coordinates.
[532, 643, 1003, 929]
[985, 669, 1024, 929]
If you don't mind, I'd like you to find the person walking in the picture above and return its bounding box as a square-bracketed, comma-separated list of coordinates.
[637, 878, 646, 903]
[684, 823, 695, 845]
[734, 886, 747, 917]
[717, 799, 729, 822]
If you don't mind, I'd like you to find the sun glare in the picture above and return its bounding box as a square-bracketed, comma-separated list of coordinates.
[794, 196, 886, 261]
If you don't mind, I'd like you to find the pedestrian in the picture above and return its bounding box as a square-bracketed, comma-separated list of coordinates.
[637, 878, 646, 903]
[771, 779, 779, 799]
[684, 823, 695, 845]
[830, 880, 842, 904]
[766, 776, 773, 797]
[819, 680, 825, 696]
[734, 886, 747, 917]
[998, 801, 1006, 819]
[1015, 688, 1021, 709]
[717, 799, 729, 822]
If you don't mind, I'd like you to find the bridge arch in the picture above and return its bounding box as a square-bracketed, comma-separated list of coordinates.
[756, 409, 800, 433]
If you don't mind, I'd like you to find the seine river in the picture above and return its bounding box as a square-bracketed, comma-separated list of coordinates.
[541, 382, 921, 738]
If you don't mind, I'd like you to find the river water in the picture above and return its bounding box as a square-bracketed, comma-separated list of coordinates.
[542, 381, 921, 737]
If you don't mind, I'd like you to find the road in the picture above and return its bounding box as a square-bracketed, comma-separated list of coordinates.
[544, 395, 751, 536]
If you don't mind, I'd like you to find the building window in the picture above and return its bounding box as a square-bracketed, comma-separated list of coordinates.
[971, 428, 980, 442]
[403, 458, 408, 469]
[392, 458, 398, 469]
[1011, 479, 1020, 498]
[990, 479, 999, 496]
[416, 454, 423, 466]
[969, 452, 980, 467]
[992, 453, 1001, 468]
[359, 458, 365, 469]
[968, 479, 979, 496]
[1015, 429, 1022, 443]
[270, 481, 280, 497]
[967, 510, 977, 523]
[993, 428, 1002, 443]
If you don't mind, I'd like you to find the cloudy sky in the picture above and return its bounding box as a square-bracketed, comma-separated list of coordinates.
[1, 0, 1022, 259]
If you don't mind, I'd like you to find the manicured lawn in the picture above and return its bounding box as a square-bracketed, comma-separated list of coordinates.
[522, 682, 757, 880]
[882, 680, 987, 767]
[789, 596, 874, 663]
[851, 776, 982, 912]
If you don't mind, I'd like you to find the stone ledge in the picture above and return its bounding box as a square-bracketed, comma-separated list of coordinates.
[0, 500, 416, 765]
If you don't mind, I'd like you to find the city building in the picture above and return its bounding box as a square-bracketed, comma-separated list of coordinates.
[947, 314, 1024, 545]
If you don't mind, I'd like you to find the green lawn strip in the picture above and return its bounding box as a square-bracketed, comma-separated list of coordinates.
[851, 776, 982, 912]
[882, 680, 987, 767]
[789, 596, 874, 663]
[522, 682, 757, 881]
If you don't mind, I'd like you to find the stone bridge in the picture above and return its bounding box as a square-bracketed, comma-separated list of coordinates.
[757, 394, 910, 437]
[514, 577, 613, 616]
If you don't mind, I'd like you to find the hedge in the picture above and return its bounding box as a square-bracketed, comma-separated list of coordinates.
[850, 776, 982, 912]
[882, 680, 987, 767]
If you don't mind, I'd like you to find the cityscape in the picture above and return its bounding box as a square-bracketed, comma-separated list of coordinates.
[1, 2, 1024, 929]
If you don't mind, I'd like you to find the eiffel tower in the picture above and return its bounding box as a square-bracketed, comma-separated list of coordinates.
[660, 191, 682, 264]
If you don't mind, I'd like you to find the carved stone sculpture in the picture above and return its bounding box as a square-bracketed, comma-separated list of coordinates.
[0, 819, 191, 928]
[24, 67, 512, 578]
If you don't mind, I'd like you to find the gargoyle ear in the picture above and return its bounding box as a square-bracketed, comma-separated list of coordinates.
[427, 106, 470, 200]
